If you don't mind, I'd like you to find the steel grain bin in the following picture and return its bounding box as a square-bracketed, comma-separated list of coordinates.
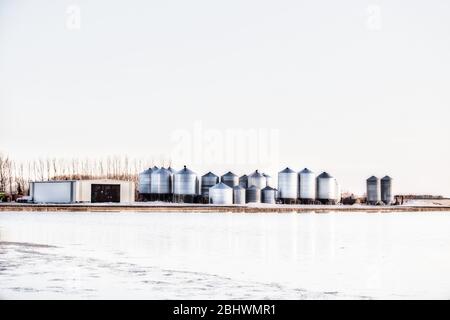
[247, 170, 266, 189]
[246, 185, 261, 203]
[221, 171, 239, 188]
[138, 168, 152, 195]
[299, 168, 316, 203]
[201, 172, 219, 199]
[261, 186, 276, 204]
[173, 165, 199, 203]
[366, 176, 381, 205]
[150, 168, 173, 200]
[233, 185, 246, 204]
[381, 176, 393, 205]
[209, 182, 233, 205]
[277, 167, 298, 203]
[316, 172, 336, 204]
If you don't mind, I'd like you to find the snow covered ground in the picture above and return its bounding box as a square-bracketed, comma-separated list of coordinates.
[402, 199, 450, 207]
[1, 211, 450, 299]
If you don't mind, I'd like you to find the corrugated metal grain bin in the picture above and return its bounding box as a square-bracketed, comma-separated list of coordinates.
[221, 171, 239, 188]
[173, 165, 199, 203]
[299, 168, 316, 203]
[366, 176, 381, 205]
[201, 172, 219, 200]
[247, 170, 266, 189]
[233, 185, 246, 204]
[261, 186, 276, 204]
[316, 172, 336, 204]
[150, 167, 173, 201]
[138, 168, 153, 195]
[381, 176, 393, 205]
[245, 185, 261, 203]
[277, 167, 298, 203]
[209, 182, 233, 205]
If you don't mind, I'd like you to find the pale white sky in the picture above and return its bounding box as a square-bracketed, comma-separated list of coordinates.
[0, 0, 449, 196]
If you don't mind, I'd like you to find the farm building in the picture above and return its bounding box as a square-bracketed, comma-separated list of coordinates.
[30, 180, 135, 204]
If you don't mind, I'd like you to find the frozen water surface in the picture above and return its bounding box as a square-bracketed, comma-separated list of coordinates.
[1, 211, 450, 299]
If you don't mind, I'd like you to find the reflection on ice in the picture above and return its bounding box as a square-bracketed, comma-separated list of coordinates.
[1, 211, 450, 299]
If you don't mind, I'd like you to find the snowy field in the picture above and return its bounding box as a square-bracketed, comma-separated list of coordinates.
[402, 199, 450, 207]
[1, 211, 450, 299]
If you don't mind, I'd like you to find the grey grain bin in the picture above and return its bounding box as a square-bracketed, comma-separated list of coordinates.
[316, 172, 336, 204]
[299, 168, 316, 204]
[138, 168, 153, 201]
[150, 167, 173, 201]
[239, 175, 248, 188]
[233, 185, 246, 204]
[366, 176, 381, 205]
[173, 165, 199, 203]
[261, 186, 276, 204]
[221, 171, 239, 188]
[150, 165, 160, 191]
[201, 172, 219, 202]
[381, 176, 393, 205]
[209, 182, 233, 205]
[247, 170, 266, 189]
[246, 185, 261, 203]
[277, 167, 298, 204]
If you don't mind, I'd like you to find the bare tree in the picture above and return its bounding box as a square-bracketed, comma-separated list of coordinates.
[0, 154, 13, 193]
[0, 151, 156, 196]
[14, 162, 27, 195]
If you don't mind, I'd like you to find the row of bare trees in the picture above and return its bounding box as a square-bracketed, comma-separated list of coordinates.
[0, 152, 162, 196]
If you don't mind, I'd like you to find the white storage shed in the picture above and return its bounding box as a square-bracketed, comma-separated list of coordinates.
[30, 180, 135, 204]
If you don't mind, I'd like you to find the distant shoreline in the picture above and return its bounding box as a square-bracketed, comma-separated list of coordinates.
[1, 203, 449, 213]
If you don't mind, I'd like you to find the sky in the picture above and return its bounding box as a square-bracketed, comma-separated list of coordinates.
[0, 0, 449, 196]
